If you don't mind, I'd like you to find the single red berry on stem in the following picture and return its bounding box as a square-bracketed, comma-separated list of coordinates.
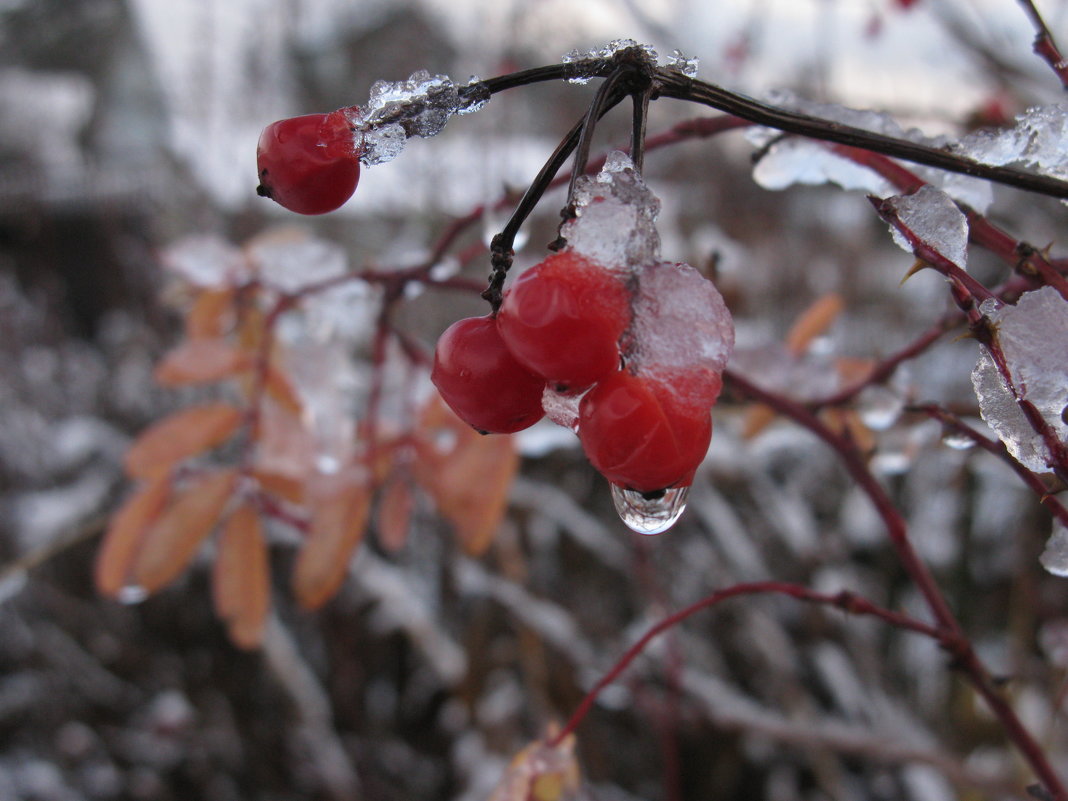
[497, 251, 630, 391]
[432, 315, 546, 434]
[578, 370, 711, 492]
[256, 112, 360, 215]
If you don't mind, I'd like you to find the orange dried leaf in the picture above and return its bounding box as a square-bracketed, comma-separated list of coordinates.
[488, 734, 581, 801]
[185, 288, 236, 340]
[415, 398, 518, 556]
[292, 473, 371, 610]
[213, 503, 270, 649]
[376, 475, 414, 552]
[741, 403, 777, 440]
[253, 470, 306, 506]
[154, 339, 253, 386]
[124, 402, 244, 480]
[131, 468, 238, 594]
[95, 476, 171, 598]
[786, 293, 844, 355]
[264, 366, 303, 416]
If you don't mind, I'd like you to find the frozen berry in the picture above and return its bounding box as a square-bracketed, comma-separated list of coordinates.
[578, 370, 711, 492]
[256, 112, 360, 215]
[432, 315, 546, 434]
[497, 251, 630, 391]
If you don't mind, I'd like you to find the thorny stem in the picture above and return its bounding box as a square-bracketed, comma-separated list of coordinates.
[724, 369, 1068, 801]
[1018, 0, 1068, 90]
[550, 581, 943, 746]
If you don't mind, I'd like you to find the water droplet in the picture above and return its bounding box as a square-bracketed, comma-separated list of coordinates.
[857, 385, 904, 430]
[941, 429, 976, 450]
[611, 484, 689, 535]
[117, 584, 148, 605]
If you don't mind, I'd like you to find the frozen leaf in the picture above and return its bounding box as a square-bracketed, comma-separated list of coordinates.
[957, 105, 1068, 182]
[561, 151, 661, 269]
[972, 287, 1068, 472]
[487, 733, 581, 801]
[154, 339, 252, 386]
[292, 471, 371, 610]
[95, 476, 171, 598]
[375, 474, 414, 553]
[414, 397, 518, 555]
[130, 468, 238, 594]
[213, 503, 270, 649]
[752, 138, 894, 195]
[162, 235, 250, 288]
[881, 185, 969, 270]
[124, 402, 244, 480]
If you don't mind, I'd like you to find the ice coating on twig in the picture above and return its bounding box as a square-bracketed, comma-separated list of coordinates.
[561, 151, 661, 269]
[746, 90, 993, 210]
[664, 49, 699, 78]
[347, 71, 490, 166]
[882, 185, 969, 270]
[957, 105, 1068, 181]
[971, 287, 1068, 472]
[561, 39, 658, 84]
[1042, 519, 1068, 577]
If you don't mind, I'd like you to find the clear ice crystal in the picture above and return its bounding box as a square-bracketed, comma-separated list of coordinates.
[856, 385, 905, 431]
[664, 49, 698, 78]
[882, 185, 969, 270]
[352, 71, 490, 166]
[611, 485, 690, 535]
[541, 386, 583, 431]
[561, 151, 661, 269]
[1041, 520, 1068, 577]
[957, 105, 1068, 182]
[971, 286, 1068, 472]
[561, 39, 657, 84]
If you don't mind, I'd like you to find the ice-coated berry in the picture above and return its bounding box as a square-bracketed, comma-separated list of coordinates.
[578, 370, 711, 492]
[256, 112, 360, 215]
[432, 315, 546, 434]
[497, 251, 630, 391]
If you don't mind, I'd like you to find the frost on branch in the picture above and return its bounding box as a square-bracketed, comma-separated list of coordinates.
[560, 40, 697, 85]
[881, 185, 969, 271]
[971, 287, 1068, 472]
[348, 70, 490, 166]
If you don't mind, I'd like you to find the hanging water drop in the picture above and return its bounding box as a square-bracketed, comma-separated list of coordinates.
[856, 385, 904, 431]
[117, 584, 149, 605]
[611, 484, 690, 535]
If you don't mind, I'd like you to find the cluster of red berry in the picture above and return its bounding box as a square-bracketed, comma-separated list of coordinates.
[432, 251, 723, 495]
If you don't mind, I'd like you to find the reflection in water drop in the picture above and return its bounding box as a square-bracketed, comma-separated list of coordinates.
[611, 484, 690, 535]
[857, 385, 904, 431]
[117, 585, 149, 605]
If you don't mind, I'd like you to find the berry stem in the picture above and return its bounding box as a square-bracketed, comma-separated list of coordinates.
[630, 86, 652, 174]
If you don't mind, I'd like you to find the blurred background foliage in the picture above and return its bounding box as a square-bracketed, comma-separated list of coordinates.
[2, 1, 1068, 799]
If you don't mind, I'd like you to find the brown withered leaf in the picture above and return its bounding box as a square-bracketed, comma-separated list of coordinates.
[487, 733, 581, 801]
[185, 288, 236, 340]
[375, 474, 414, 552]
[154, 339, 253, 386]
[252, 470, 306, 506]
[131, 468, 238, 595]
[414, 397, 518, 556]
[124, 402, 244, 480]
[292, 471, 371, 610]
[263, 366, 303, 416]
[95, 475, 171, 598]
[785, 292, 844, 355]
[213, 503, 270, 649]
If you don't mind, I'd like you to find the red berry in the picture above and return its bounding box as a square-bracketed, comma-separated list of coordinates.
[432, 316, 546, 434]
[497, 251, 630, 391]
[256, 112, 360, 215]
[578, 371, 711, 492]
